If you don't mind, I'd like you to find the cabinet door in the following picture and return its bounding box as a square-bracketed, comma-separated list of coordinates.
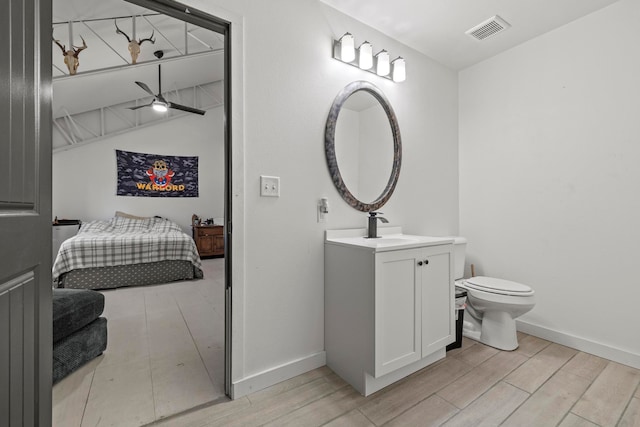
[199, 234, 215, 255]
[374, 249, 422, 377]
[421, 249, 454, 356]
[213, 234, 224, 255]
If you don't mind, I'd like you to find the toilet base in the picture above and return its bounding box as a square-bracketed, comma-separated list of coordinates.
[462, 310, 518, 351]
[480, 311, 518, 351]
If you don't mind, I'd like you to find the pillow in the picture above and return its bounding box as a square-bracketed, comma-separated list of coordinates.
[112, 215, 155, 233]
[151, 218, 183, 233]
[115, 211, 149, 220]
[78, 219, 113, 234]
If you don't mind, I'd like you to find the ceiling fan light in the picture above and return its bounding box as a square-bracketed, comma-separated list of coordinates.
[152, 100, 168, 113]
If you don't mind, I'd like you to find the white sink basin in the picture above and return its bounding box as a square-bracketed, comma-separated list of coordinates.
[364, 237, 418, 246]
[325, 228, 453, 251]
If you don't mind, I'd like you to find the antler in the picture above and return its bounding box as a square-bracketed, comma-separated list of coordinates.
[138, 31, 155, 46]
[114, 19, 132, 42]
[53, 34, 86, 75]
[72, 36, 87, 57]
[115, 19, 155, 64]
[53, 38, 67, 55]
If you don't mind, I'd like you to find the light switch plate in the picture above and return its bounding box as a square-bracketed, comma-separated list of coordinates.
[260, 175, 280, 197]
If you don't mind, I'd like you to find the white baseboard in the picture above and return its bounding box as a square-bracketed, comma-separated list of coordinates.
[231, 351, 326, 399]
[516, 320, 640, 369]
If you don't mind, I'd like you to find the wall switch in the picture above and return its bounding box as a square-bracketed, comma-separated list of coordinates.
[260, 175, 280, 197]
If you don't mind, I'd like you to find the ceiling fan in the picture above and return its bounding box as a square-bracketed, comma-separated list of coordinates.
[128, 63, 206, 116]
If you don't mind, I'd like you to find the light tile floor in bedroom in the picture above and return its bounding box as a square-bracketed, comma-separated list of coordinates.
[154, 333, 640, 427]
[52, 258, 226, 427]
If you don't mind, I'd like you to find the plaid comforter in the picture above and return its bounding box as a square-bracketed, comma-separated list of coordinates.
[52, 216, 202, 282]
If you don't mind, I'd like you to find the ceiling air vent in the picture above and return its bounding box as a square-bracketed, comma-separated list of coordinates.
[466, 15, 511, 41]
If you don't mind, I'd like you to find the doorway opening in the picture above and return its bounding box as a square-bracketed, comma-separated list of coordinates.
[50, 0, 232, 424]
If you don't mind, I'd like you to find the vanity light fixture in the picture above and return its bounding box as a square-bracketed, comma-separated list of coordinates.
[391, 57, 406, 82]
[375, 50, 390, 77]
[332, 34, 406, 82]
[337, 33, 355, 62]
[358, 41, 373, 70]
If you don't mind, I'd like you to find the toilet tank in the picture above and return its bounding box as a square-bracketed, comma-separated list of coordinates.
[452, 237, 467, 280]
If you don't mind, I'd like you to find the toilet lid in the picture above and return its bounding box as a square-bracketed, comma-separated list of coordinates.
[464, 276, 533, 296]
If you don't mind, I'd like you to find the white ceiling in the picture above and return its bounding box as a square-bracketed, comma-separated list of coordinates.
[52, 0, 224, 75]
[54, 0, 622, 117]
[320, 0, 621, 70]
[52, 53, 224, 118]
[52, 0, 224, 118]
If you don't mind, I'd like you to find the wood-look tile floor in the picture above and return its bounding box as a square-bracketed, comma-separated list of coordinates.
[154, 333, 640, 427]
[52, 258, 226, 427]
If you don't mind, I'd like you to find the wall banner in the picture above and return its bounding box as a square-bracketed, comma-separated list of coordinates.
[116, 149, 199, 197]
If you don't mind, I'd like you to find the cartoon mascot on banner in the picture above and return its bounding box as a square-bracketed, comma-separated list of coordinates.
[146, 160, 175, 188]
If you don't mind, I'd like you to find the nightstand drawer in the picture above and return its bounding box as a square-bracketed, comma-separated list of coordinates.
[196, 227, 222, 238]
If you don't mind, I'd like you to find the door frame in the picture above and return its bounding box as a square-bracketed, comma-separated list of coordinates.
[124, 0, 233, 396]
[123, 0, 234, 396]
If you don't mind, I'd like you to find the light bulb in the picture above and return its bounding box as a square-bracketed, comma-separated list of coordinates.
[391, 57, 406, 82]
[358, 41, 373, 70]
[375, 50, 390, 76]
[152, 101, 168, 112]
[339, 33, 355, 62]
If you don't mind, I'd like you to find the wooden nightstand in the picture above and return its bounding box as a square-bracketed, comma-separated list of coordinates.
[192, 225, 224, 258]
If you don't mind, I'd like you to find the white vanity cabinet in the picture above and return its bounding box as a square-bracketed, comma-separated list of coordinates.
[325, 229, 455, 396]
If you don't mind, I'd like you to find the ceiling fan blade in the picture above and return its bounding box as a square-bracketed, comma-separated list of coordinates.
[127, 101, 154, 111]
[135, 81, 156, 97]
[168, 102, 206, 116]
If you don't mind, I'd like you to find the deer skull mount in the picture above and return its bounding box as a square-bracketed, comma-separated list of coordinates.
[53, 36, 87, 75]
[115, 20, 155, 64]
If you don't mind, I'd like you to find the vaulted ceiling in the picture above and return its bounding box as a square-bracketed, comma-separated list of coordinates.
[52, 0, 223, 75]
[52, 0, 224, 150]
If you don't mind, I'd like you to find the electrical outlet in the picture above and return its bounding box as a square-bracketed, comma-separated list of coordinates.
[260, 175, 280, 197]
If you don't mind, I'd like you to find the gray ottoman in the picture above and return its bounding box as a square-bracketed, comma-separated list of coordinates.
[52, 288, 108, 384]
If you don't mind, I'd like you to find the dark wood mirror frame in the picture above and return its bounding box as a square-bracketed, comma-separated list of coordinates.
[325, 80, 402, 212]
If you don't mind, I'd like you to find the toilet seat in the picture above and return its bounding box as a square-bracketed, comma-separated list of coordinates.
[463, 276, 534, 297]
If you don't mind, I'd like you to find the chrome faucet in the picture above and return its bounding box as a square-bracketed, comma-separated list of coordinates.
[367, 211, 389, 238]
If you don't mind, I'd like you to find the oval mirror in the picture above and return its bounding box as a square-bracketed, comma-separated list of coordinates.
[325, 81, 402, 212]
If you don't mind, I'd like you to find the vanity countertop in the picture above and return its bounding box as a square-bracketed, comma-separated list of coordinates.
[325, 227, 453, 252]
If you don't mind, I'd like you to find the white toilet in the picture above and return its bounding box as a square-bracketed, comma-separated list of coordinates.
[452, 237, 535, 351]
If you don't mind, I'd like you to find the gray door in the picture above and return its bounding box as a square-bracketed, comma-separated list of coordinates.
[0, 0, 53, 425]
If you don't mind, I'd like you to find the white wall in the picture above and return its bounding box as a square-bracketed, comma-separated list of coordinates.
[460, 0, 640, 367]
[182, 0, 459, 395]
[52, 107, 224, 233]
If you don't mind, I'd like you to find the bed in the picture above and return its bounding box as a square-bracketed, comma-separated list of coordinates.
[53, 216, 203, 290]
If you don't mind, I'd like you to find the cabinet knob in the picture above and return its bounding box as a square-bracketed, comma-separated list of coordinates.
[424, 260, 429, 265]
[417, 261, 423, 266]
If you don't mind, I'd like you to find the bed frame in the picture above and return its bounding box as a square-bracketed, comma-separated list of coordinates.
[57, 260, 203, 290]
